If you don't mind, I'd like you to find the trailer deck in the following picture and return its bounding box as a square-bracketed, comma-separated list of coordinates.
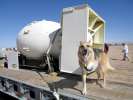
[0, 68, 99, 100]
[0, 45, 133, 100]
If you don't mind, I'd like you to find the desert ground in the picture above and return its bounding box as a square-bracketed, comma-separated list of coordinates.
[0, 44, 133, 100]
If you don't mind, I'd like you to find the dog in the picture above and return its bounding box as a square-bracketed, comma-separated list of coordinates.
[78, 41, 114, 95]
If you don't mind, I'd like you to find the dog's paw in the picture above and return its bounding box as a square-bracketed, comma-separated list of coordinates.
[82, 90, 87, 95]
[53, 92, 59, 100]
[102, 84, 106, 88]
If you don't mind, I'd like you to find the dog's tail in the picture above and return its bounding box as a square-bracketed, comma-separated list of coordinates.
[104, 43, 109, 54]
[104, 43, 115, 70]
[107, 63, 115, 71]
[100, 53, 115, 71]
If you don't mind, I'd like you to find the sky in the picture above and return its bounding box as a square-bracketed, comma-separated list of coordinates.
[0, 0, 133, 48]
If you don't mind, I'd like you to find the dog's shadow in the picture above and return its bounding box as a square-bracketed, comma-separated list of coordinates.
[86, 78, 103, 88]
[35, 71, 80, 92]
[36, 71, 103, 94]
[47, 73, 82, 94]
[48, 78, 80, 94]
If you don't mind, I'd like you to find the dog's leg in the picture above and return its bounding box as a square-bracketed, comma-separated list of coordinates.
[99, 67, 106, 88]
[96, 70, 100, 82]
[97, 70, 101, 81]
[96, 70, 103, 88]
[103, 72, 106, 88]
[82, 73, 87, 95]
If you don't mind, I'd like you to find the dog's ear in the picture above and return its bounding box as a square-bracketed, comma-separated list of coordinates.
[87, 40, 93, 46]
[80, 41, 84, 45]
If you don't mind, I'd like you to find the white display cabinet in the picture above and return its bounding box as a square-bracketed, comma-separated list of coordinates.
[60, 4, 105, 74]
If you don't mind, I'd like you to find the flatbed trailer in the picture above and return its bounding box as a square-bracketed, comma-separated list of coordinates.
[0, 68, 99, 100]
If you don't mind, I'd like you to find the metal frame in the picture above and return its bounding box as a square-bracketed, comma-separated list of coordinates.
[0, 75, 92, 100]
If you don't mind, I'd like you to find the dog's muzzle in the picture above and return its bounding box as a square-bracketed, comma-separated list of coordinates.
[82, 49, 87, 56]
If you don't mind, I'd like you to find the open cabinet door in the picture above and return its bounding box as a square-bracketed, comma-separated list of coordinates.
[88, 9, 105, 49]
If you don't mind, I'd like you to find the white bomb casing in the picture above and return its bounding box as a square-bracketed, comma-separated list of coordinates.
[17, 20, 61, 59]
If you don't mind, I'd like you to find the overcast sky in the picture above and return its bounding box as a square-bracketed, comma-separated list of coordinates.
[0, 0, 133, 48]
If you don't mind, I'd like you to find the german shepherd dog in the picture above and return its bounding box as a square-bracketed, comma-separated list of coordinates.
[78, 41, 114, 95]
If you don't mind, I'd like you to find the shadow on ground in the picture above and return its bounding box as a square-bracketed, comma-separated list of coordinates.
[35, 71, 104, 94]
